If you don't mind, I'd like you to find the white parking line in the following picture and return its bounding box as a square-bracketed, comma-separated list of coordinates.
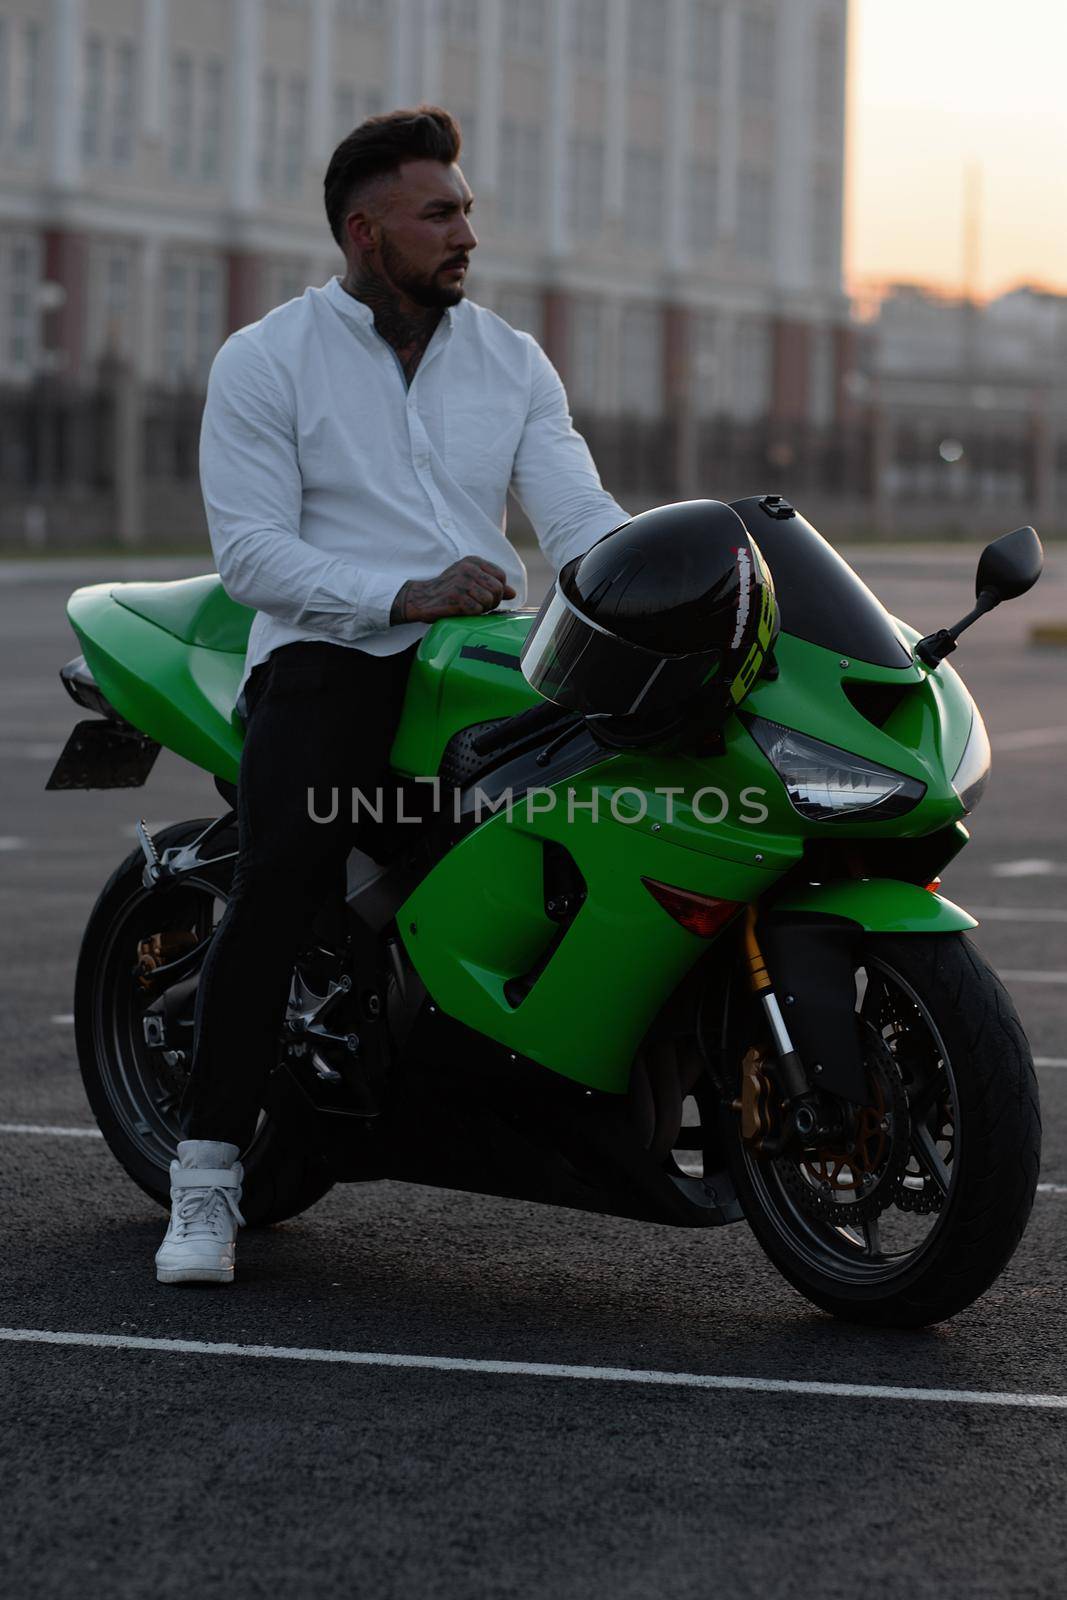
[994, 727, 1067, 752]
[50, 1013, 74, 1025]
[972, 908, 1067, 923]
[991, 861, 1063, 878]
[0, 1327, 1064, 1410]
[1035, 1057, 1067, 1068]
[0, 1123, 103, 1138]
[1038, 1184, 1067, 1196]
[0, 742, 62, 760]
[998, 971, 1067, 984]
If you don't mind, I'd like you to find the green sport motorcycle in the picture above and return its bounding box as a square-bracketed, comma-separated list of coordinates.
[49, 496, 1043, 1328]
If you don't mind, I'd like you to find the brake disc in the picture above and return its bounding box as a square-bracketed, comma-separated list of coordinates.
[775, 1025, 912, 1226]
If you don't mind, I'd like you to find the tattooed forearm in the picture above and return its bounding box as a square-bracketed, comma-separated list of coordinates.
[391, 558, 518, 623]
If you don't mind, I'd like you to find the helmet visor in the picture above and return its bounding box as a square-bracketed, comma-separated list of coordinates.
[520, 585, 722, 717]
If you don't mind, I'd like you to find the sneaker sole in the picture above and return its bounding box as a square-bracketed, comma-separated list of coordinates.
[156, 1266, 235, 1284]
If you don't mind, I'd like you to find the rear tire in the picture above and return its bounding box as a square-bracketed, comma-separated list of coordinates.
[74, 816, 335, 1226]
[726, 933, 1041, 1328]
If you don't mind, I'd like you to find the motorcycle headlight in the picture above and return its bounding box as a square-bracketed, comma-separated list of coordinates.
[952, 706, 991, 813]
[746, 716, 926, 823]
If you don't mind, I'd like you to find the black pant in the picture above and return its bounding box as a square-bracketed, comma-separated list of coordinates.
[184, 639, 420, 1149]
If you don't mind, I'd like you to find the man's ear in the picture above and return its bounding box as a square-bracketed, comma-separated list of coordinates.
[345, 209, 379, 256]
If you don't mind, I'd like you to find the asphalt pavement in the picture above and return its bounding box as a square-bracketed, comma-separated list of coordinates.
[1, 538, 1066, 1600]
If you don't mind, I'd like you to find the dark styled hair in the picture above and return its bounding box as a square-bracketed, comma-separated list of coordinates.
[324, 104, 462, 247]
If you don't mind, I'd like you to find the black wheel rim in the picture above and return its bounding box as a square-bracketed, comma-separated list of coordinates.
[91, 862, 249, 1174]
[739, 954, 960, 1287]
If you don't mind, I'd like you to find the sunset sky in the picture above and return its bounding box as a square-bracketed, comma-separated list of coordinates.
[847, 0, 1067, 300]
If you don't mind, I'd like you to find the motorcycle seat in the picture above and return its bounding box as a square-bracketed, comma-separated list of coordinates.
[111, 574, 254, 656]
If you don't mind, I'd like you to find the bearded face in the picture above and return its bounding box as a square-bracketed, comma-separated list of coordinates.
[379, 225, 469, 309]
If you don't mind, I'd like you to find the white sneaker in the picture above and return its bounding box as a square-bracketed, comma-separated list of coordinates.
[155, 1140, 245, 1285]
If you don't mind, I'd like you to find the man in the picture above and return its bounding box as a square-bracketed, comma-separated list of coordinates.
[155, 105, 629, 1285]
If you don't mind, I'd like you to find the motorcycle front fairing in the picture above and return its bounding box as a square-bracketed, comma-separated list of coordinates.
[395, 501, 981, 1102]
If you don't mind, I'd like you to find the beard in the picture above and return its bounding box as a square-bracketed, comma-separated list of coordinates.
[379, 231, 467, 309]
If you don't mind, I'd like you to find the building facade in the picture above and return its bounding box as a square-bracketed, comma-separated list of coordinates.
[0, 0, 850, 428]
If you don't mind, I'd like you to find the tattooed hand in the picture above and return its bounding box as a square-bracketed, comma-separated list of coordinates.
[391, 557, 518, 624]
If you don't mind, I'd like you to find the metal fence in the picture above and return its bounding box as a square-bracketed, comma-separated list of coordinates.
[0, 372, 1062, 550]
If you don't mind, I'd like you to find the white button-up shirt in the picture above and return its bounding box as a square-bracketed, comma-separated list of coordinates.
[199, 275, 630, 716]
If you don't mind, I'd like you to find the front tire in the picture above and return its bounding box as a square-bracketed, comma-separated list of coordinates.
[74, 816, 335, 1226]
[726, 933, 1041, 1328]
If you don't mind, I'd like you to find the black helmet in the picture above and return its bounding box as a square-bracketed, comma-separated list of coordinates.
[520, 499, 779, 744]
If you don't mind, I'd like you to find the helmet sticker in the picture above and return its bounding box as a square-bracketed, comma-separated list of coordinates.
[731, 545, 752, 650]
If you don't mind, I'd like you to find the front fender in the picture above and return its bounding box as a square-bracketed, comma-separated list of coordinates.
[770, 878, 977, 934]
[754, 880, 975, 1105]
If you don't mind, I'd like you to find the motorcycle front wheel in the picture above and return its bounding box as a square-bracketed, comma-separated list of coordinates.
[74, 816, 335, 1226]
[723, 933, 1041, 1328]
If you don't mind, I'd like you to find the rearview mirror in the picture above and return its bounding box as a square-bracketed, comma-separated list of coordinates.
[976, 526, 1043, 603]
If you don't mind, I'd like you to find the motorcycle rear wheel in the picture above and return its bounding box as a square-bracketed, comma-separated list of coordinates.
[74, 816, 335, 1226]
[725, 932, 1040, 1328]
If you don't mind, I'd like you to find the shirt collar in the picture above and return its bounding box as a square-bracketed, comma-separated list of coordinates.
[322, 273, 458, 337]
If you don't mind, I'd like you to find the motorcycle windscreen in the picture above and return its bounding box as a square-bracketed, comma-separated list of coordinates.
[520, 587, 721, 716]
[729, 497, 912, 669]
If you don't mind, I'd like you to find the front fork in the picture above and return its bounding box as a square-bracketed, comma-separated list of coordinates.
[737, 906, 848, 1155]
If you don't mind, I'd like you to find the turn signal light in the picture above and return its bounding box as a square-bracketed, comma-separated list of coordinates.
[641, 878, 741, 938]
[924, 877, 942, 893]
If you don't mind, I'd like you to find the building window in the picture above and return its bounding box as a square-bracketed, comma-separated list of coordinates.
[692, 311, 721, 417]
[570, 0, 607, 64]
[162, 257, 224, 386]
[200, 59, 224, 183]
[687, 161, 718, 253]
[808, 324, 835, 426]
[163, 262, 189, 380]
[567, 136, 604, 240]
[619, 304, 663, 417]
[14, 20, 42, 150]
[336, 0, 385, 22]
[112, 40, 137, 165]
[259, 69, 278, 186]
[85, 38, 139, 169]
[814, 11, 843, 147]
[82, 36, 105, 163]
[455, 108, 476, 183]
[169, 54, 194, 177]
[333, 83, 356, 141]
[194, 263, 223, 379]
[333, 83, 384, 143]
[733, 316, 771, 420]
[503, 0, 545, 56]
[569, 301, 603, 411]
[283, 75, 307, 192]
[740, 10, 775, 97]
[495, 289, 543, 342]
[628, 147, 664, 244]
[690, 0, 722, 91]
[2, 234, 41, 378]
[440, 0, 478, 42]
[499, 120, 543, 229]
[812, 165, 839, 278]
[629, 0, 667, 79]
[737, 166, 772, 260]
[87, 244, 135, 366]
[0, 20, 8, 147]
[170, 56, 224, 184]
[265, 262, 308, 309]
